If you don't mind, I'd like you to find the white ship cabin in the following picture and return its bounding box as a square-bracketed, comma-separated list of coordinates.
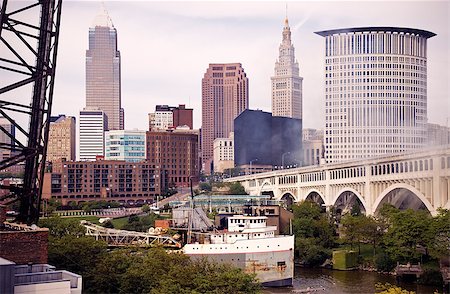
[209, 215, 277, 244]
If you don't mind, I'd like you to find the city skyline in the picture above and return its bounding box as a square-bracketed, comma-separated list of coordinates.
[5, 1, 449, 137]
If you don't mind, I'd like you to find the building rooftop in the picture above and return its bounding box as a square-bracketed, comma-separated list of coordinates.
[91, 3, 114, 28]
[315, 26, 436, 38]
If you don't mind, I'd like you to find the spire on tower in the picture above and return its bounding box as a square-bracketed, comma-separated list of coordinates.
[284, 3, 289, 28]
[92, 1, 114, 28]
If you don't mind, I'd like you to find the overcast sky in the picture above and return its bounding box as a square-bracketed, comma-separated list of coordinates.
[4, 1, 450, 134]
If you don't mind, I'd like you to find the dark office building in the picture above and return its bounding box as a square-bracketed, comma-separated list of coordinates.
[271, 116, 302, 167]
[234, 109, 302, 168]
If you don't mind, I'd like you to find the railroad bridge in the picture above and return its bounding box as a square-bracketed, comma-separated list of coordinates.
[224, 147, 450, 216]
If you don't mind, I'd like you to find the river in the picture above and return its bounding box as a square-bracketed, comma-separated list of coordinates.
[264, 267, 442, 294]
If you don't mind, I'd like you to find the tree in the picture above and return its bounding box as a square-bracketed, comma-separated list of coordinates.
[428, 208, 450, 259]
[141, 204, 150, 213]
[340, 214, 365, 253]
[91, 248, 259, 294]
[381, 208, 433, 262]
[292, 201, 336, 265]
[122, 213, 161, 232]
[38, 216, 108, 290]
[39, 216, 85, 238]
[199, 182, 212, 192]
[228, 182, 247, 195]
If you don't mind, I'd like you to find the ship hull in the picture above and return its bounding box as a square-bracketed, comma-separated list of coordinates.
[184, 236, 294, 287]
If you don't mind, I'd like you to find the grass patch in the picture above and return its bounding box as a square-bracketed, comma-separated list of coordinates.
[111, 216, 129, 229]
[58, 215, 101, 224]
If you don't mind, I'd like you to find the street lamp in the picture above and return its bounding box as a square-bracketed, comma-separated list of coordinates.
[281, 152, 291, 169]
[249, 158, 258, 175]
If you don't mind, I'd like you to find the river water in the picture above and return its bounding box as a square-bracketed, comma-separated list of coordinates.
[264, 267, 442, 294]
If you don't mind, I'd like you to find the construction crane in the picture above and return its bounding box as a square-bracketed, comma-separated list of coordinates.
[0, 0, 62, 224]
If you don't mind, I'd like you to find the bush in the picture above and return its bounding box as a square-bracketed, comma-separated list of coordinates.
[374, 252, 396, 272]
[418, 268, 443, 286]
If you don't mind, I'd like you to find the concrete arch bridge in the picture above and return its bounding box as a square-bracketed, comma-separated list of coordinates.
[224, 147, 450, 216]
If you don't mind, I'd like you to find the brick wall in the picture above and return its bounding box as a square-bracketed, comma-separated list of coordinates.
[0, 204, 6, 224]
[0, 230, 48, 264]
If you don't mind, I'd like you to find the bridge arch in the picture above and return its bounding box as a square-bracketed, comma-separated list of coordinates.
[304, 189, 326, 206]
[259, 181, 275, 198]
[333, 188, 367, 215]
[280, 192, 296, 207]
[373, 183, 435, 215]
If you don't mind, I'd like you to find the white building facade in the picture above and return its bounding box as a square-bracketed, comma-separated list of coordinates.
[79, 109, 107, 161]
[105, 130, 146, 162]
[213, 133, 235, 173]
[316, 27, 436, 163]
[148, 111, 173, 130]
[271, 18, 303, 119]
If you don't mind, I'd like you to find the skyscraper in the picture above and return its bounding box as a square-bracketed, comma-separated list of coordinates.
[271, 18, 303, 119]
[79, 109, 108, 161]
[0, 116, 15, 161]
[86, 5, 123, 130]
[202, 63, 249, 173]
[316, 27, 435, 163]
[47, 115, 76, 162]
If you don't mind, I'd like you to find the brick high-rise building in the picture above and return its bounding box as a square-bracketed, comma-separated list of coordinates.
[146, 128, 199, 190]
[86, 5, 124, 130]
[173, 104, 193, 129]
[46, 115, 76, 162]
[271, 17, 303, 119]
[42, 159, 160, 205]
[202, 63, 248, 174]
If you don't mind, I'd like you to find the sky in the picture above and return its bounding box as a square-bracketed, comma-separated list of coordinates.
[2, 1, 450, 136]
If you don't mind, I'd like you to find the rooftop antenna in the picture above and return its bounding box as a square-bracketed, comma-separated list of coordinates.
[286, 3, 288, 19]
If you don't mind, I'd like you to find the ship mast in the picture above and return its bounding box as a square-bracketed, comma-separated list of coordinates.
[187, 177, 194, 243]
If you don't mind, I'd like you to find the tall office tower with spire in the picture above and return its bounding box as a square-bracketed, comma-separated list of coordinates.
[202, 63, 249, 174]
[316, 27, 435, 163]
[86, 5, 124, 130]
[271, 17, 303, 119]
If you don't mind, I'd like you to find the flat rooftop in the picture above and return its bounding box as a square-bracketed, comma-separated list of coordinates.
[315, 26, 436, 38]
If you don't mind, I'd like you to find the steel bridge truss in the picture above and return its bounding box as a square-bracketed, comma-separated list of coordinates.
[0, 0, 62, 224]
[81, 221, 182, 248]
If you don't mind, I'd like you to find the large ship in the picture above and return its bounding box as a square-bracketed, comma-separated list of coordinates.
[182, 214, 294, 287]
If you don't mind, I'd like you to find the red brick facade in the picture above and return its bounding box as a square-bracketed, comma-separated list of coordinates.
[146, 130, 199, 189]
[173, 104, 193, 129]
[43, 159, 161, 206]
[0, 229, 48, 265]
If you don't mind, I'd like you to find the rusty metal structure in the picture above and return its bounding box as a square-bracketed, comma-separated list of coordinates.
[81, 221, 182, 248]
[0, 0, 62, 224]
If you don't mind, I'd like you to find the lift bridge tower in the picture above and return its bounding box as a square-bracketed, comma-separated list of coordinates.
[0, 0, 62, 224]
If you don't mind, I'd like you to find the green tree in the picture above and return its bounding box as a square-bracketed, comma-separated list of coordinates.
[292, 201, 336, 266]
[199, 182, 212, 192]
[39, 216, 85, 238]
[340, 214, 365, 253]
[39, 216, 108, 291]
[428, 208, 450, 259]
[122, 213, 161, 232]
[228, 182, 247, 195]
[141, 204, 150, 213]
[381, 208, 433, 262]
[89, 248, 259, 293]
